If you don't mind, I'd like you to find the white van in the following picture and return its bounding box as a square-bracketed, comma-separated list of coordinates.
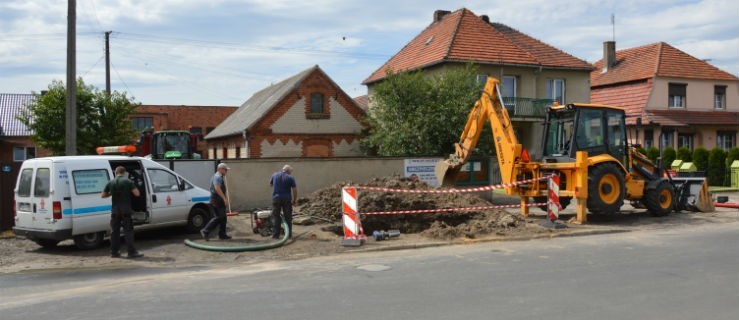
[13, 155, 213, 249]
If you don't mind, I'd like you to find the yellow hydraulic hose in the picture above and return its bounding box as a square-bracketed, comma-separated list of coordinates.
[184, 215, 290, 252]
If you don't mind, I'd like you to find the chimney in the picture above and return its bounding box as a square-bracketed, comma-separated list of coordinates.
[433, 10, 451, 22]
[481, 15, 490, 23]
[603, 41, 616, 71]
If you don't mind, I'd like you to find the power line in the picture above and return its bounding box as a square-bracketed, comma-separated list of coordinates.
[114, 32, 390, 60]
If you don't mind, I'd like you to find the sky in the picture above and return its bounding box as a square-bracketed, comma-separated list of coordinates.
[1, 0, 737, 106]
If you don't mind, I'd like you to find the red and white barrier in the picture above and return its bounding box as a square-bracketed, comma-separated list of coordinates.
[341, 187, 366, 246]
[547, 174, 561, 221]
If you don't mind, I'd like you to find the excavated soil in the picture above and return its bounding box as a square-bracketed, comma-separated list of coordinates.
[296, 176, 526, 239]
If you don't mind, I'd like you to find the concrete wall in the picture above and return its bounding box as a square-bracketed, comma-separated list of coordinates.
[202, 157, 409, 210]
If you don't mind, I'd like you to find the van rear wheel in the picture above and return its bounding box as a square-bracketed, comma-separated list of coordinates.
[187, 207, 211, 233]
[34, 239, 60, 248]
[74, 232, 104, 250]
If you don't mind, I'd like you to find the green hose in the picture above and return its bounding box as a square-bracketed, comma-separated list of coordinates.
[184, 215, 290, 252]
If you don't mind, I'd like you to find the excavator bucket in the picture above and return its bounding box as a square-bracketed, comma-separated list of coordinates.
[671, 177, 715, 212]
[435, 160, 461, 187]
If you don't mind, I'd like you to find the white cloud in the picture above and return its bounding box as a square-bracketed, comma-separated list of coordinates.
[1, 0, 736, 105]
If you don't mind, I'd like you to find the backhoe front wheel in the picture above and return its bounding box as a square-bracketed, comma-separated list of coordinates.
[587, 163, 625, 214]
[644, 181, 675, 217]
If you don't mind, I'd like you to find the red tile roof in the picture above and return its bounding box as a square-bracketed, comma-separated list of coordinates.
[645, 109, 739, 127]
[591, 42, 738, 87]
[353, 95, 369, 111]
[363, 8, 592, 84]
[590, 79, 653, 125]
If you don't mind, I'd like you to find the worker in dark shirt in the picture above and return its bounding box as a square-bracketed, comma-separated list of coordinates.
[269, 165, 297, 239]
[102, 166, 143, 258]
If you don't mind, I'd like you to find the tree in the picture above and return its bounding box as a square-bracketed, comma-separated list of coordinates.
[707, 147, 726, 186]
[17, 78, 139, 155]
[362, 65, 488, 156]
[661, 146, 676, 170]
[646, 146, 660, 162]
[677, 146, 692, 162]
[692, 147, 709, 172]
[725, 147, 739, 186]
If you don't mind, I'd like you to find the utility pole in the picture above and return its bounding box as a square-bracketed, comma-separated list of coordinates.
[105, 31, 111, 96]
[66, 0, 77, 155]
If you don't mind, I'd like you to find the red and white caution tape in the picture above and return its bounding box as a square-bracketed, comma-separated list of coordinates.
[360, 202, 547, 215]
[352, 175, 550, 194]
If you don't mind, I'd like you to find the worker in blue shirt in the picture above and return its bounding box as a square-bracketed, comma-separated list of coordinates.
[269, 165, 297, 239]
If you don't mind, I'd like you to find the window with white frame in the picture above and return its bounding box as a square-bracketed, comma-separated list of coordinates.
[13, 146, 35, 162]
[714, 86, 726, 110]
[661, 131, 674, 150]
[546, 79, 565, 105]
[668, 83, 686, 109]
[677, 133, 693, 150]
[717, 131, 736, 149]
[502, 75, 517, 109]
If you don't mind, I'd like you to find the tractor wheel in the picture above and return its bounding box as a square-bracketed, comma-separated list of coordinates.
[534, 197, 571, 212]
[644, 181, 675, 217]
[587, 163, 625, 214]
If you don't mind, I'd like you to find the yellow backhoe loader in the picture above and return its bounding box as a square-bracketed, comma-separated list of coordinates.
[436, 77, 714, 218]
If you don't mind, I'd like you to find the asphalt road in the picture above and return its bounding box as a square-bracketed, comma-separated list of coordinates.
[1, 222, 737, 320]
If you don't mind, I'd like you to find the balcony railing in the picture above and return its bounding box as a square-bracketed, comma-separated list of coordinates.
[501, 97, 555, 118]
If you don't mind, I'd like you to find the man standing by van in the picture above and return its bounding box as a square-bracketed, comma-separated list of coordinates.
[201, 163, 231, 240]
[102, 166, 143, 258]
[269, 164, 297, 239]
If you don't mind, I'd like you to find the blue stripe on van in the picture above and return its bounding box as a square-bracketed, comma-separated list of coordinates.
[192, 196, 209, 202]
[62, 205, 112, 215]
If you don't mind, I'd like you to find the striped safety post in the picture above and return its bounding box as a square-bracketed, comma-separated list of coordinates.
[547, 174, 560, 221]
[341, 187, 366, 247]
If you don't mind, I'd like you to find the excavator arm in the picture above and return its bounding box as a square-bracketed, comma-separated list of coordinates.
[436, 77, 524, 186]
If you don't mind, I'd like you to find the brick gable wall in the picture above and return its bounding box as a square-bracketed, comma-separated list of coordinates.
[208, 69, 366, 159]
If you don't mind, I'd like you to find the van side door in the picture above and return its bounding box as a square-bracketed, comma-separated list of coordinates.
[147, 168, 190, 223]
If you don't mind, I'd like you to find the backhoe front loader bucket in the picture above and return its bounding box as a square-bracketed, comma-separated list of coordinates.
[435, 160, 461, 187]
[670, 177, 715, 212]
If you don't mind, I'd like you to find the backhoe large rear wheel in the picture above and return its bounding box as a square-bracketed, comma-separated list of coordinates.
[587, 163, 625, 214]
[643, 181, 675, 217]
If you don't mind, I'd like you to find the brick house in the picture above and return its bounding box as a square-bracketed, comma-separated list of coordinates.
[0, 94, 48, 231]
[591, 41, 739, 151]
[129, 105, 238, 157]
[205, 65, 367, 158]
[362, 8, 594, 158]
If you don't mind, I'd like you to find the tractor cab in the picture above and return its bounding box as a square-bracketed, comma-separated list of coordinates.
[540, 103, 627, 166]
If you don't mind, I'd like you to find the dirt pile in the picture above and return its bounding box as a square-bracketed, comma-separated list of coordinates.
[296, 176, 526, 239]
